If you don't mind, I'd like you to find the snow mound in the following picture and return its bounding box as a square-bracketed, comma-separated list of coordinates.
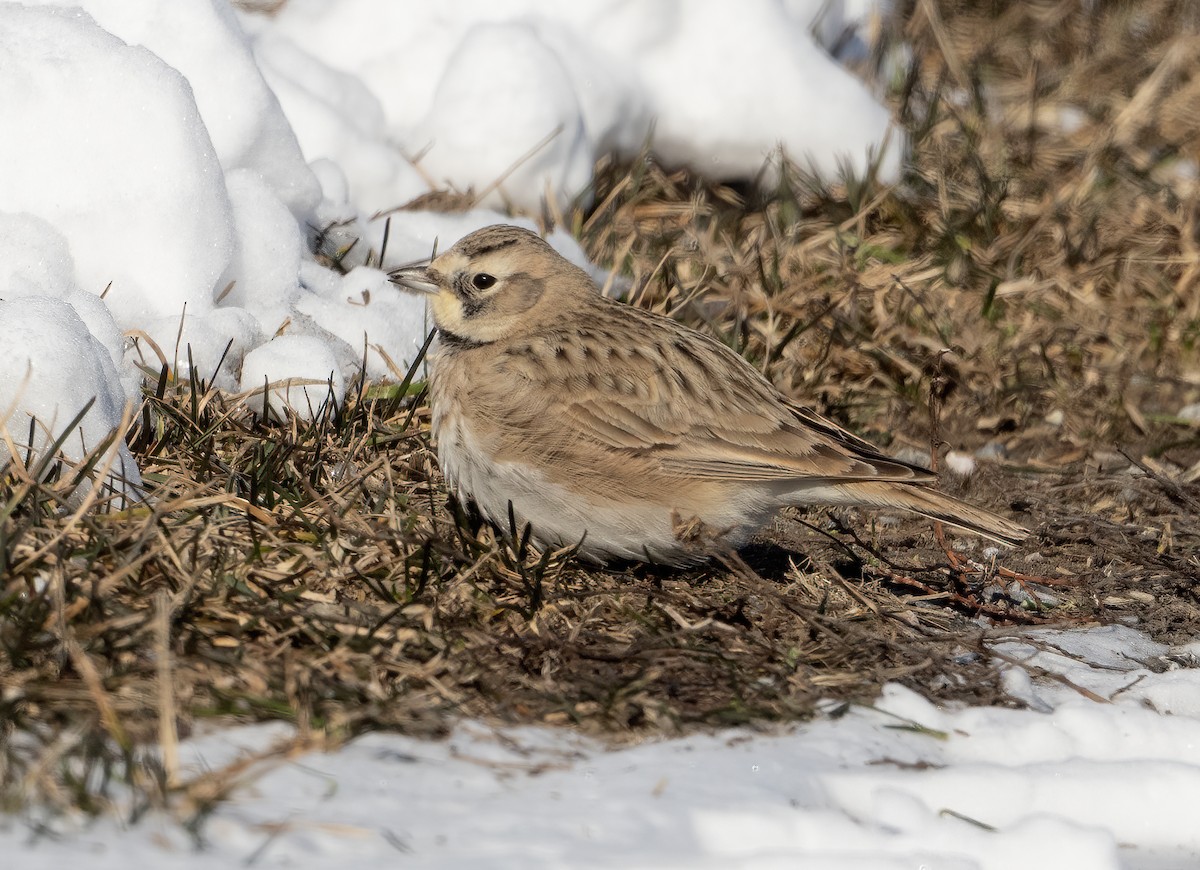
[0, 4, 232, 328]
[0, 297, 142, 505]
[260, 0, 902, 212]
[240, 334, 346, 422]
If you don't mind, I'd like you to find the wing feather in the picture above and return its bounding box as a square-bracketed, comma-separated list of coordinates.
[494, 311, 936, 487]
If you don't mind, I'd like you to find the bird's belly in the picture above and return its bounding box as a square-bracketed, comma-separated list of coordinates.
[435, 417, 762, 565]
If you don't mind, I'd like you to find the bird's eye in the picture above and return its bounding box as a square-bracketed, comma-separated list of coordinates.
[472, 273, 496, 290]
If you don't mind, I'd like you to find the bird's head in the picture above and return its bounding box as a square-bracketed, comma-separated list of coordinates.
[389, 225, 593, 345]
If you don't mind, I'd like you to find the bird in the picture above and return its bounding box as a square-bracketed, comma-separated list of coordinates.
[389, 224, 1028, 566]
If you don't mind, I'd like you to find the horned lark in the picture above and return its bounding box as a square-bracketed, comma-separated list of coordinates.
[390, 225, 1028, 565]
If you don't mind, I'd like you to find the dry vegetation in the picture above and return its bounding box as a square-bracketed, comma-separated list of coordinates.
[3, 0, 1200, 822]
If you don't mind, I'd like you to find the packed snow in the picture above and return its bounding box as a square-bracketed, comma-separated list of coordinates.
[2, 1, 1194, 868]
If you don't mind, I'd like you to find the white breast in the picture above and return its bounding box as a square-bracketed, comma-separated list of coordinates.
[434, 412, 721, 564]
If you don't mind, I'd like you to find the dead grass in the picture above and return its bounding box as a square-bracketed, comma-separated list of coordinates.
[4, 0, 1200, 822]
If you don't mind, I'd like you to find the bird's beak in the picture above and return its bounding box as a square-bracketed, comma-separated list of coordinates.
[388, 265, 440, 295]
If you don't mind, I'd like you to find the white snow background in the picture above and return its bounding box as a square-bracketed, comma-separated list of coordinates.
[1, 0, 1197, 868]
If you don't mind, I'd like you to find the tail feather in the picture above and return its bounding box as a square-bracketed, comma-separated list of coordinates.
[788, 481, 1029, 546]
